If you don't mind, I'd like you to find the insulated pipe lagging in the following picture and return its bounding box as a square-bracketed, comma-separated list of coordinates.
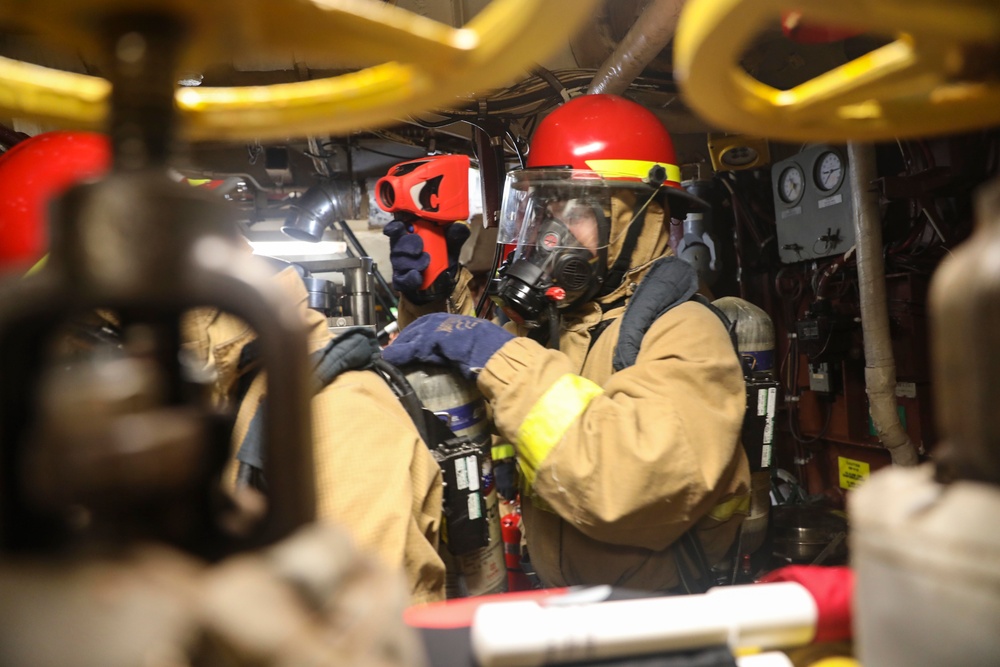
[848, 142, 919, 466]
[471, 582, 817, 667]
[586, 0, 687, 96]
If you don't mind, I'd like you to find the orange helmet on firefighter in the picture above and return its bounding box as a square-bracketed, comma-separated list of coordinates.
[494, 95, 702, 323]
[0, 131, 111, 271]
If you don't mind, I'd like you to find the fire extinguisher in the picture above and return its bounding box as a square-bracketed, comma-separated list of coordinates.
[500, 506, 533, 592]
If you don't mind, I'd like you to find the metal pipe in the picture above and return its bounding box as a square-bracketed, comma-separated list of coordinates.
[848, 142, 919, 466]
[334, 219, 398, 316]
[346, 256, 377, 326]
[587, 0, 687, 96]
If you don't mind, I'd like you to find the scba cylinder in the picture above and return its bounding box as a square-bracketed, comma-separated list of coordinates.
[403, 364, 507, 597]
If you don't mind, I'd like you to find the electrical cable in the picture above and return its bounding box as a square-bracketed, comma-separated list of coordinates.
[475, 242, 504, 319]
[532, 65, 572, 102]
[788, 399, 834, 444]
[353, 145, 422, 160]
[506, 129, 525, 170]
[721, 177, 766, 249]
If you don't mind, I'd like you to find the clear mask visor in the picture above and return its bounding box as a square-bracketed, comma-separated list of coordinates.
[498, 168, 660, 262]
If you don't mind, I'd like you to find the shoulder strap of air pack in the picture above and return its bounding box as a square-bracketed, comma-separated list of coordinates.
[611, 257, 743, 593]
[614, 255, 738, 371]
[234, 327, 382, 490]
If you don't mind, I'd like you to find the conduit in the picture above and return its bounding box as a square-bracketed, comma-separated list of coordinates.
[587, 0, 686, 95]
[848, 141, 919, 466]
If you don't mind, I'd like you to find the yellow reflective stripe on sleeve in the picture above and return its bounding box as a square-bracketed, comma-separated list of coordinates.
[707, 493, 751, 522]
[515, 373, 603, 488]
[491, 443, 515, 461]
[584, 159, 682, 185]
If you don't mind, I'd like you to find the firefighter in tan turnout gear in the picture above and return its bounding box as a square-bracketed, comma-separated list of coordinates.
[382, 94, 751, 592]
[182, 264, 448, 605]
[0, 131, 447, 606]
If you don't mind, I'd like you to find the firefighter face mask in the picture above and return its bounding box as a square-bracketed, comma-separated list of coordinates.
[491, 172, 614, 326]
[493, 168, 674, 327]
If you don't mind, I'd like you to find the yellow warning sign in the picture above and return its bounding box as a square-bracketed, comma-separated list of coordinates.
[838, 456, 870, 490]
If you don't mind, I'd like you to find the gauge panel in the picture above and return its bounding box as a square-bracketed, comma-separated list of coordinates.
[771, 144, 855, 264]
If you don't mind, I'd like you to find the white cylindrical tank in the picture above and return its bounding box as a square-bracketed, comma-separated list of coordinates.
[850, 464, 1000, 667]
[404, 364, 507, 597]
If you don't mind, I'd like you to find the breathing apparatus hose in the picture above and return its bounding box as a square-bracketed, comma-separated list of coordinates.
[372, 358, 433, 448]
[546, 302, 561, 351]
[476, 241, 505, 319]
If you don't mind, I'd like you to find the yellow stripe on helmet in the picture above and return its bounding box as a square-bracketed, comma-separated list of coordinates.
[515, 373, 603, 488]
[584, 159, 681, 185]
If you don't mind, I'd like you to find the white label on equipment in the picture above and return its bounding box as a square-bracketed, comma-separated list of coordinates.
[466, 455, 480, 491]
[818, 193, 843, 209]
[455, 457, 469, 490]
[467, 492, 482, 520]
[896, 381, 917, 398]
[761, 444, 772, 468]
[763, 387, 777, 445]
[757, 388, 768, 416]
[780, 206, 802, 219]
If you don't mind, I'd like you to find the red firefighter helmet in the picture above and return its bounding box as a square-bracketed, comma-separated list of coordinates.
[526, 94, 703, 211]
[0, 131, 111, 270]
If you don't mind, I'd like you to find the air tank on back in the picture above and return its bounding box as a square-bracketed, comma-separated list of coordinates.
[402, 364, 507, 598]
[712, 296, 778, 562]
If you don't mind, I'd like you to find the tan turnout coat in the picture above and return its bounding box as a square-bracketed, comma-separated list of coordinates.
[400, 193, 750, 591]
[184, 267, 446, 604]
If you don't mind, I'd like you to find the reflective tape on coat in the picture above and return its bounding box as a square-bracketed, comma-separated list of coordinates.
[492, 443, 515, 461]
[708, 493, 752, 522]
[515, 373, 603, 488]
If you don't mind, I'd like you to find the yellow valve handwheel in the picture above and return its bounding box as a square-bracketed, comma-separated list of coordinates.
[0, 0, 599, 142]
[674, 0, 1000, 142]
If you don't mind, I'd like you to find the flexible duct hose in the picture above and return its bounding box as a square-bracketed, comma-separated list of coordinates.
[848, 142, 919, 466]
[587, 0, 687, 95]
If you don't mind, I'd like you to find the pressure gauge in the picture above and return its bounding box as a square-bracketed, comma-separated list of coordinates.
[778, 164, 804, 204]
[814, 150, 844, 192]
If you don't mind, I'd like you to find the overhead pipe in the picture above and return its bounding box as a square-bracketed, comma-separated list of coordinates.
[848, 142, 919, 466]
[587, 0, 687, 95]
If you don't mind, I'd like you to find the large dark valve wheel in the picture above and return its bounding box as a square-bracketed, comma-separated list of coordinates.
[674, 0, 1000, 142]
[0, 0, 600, 141]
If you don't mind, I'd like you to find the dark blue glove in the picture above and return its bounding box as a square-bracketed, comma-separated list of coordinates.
[383, 220, 470, 300]
[383, 219, 429, 294]
[493, 459, 518, 501]
[382, 313, 514, 380]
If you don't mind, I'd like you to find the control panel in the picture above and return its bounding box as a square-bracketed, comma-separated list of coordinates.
[771, 144, 855, 264]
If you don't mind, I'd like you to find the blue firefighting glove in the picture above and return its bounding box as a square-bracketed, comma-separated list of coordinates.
[383, 220, 470, 300]
[383, 219, 428, 294]
[491, 443, 518, 501]
[493, 459, 518, 501]
[381, 313, 514, 380]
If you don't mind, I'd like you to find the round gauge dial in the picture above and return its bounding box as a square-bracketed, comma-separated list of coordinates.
[778, 164, 804, 204]
[815, 151, 845, 192]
